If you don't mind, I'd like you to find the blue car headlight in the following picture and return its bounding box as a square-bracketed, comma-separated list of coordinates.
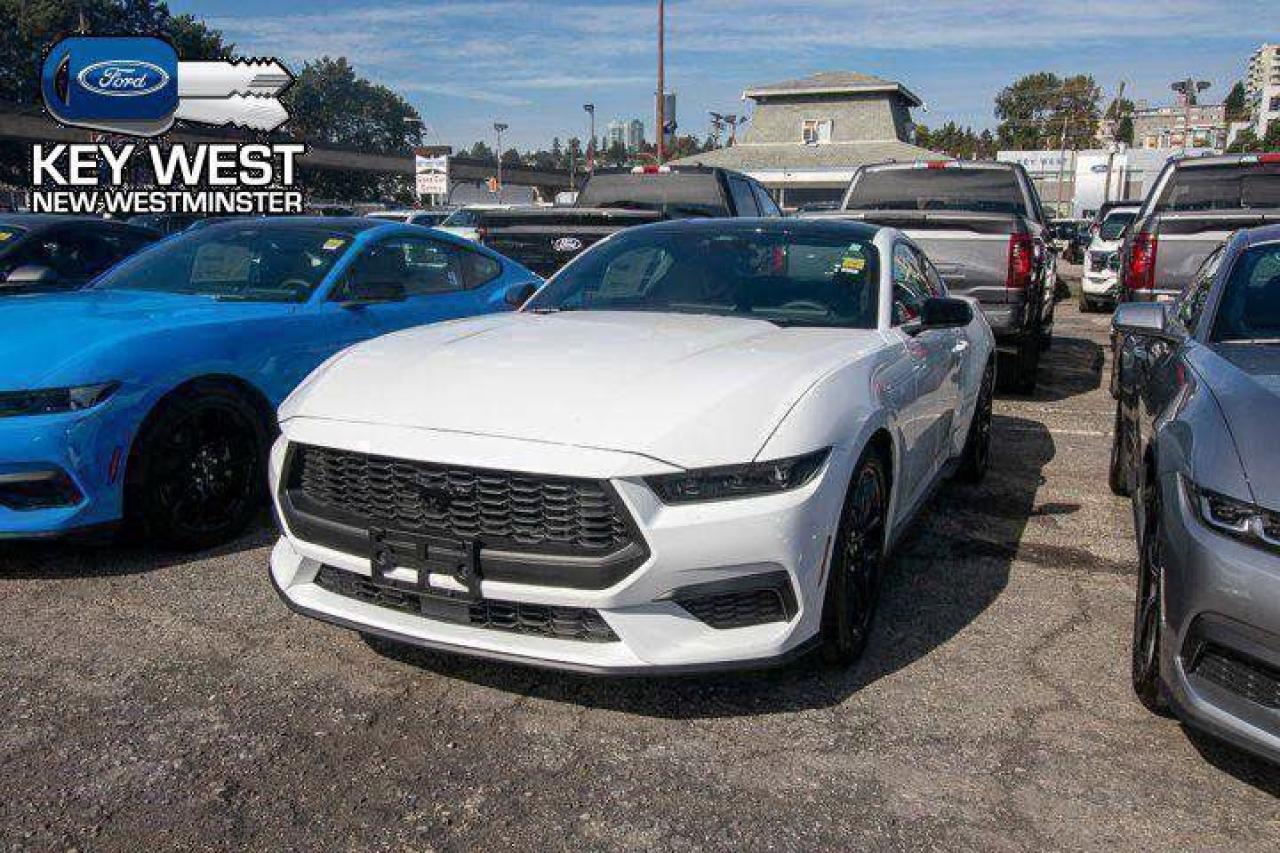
[1185, 480, 1280, 555]
[0, 382, 120, 418]
[646, 449, 830, 504]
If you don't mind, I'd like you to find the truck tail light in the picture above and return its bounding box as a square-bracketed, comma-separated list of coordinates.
[1126, 231, 1158, 291]
[1006, 233, 1034, 290]
[631, 165, 672, 174]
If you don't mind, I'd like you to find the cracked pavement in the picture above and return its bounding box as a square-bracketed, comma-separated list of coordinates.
[3, 270, 1279, 851]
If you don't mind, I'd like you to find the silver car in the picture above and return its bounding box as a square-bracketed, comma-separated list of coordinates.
[1111, 224, 1280, 764]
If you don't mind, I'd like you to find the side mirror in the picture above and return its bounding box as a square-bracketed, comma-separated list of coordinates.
[505, 282, 538, 308]
[2, 265, 57, 287]
[919, 297, 973, 330]
[341, 277, 406, 307]
[1113, 302, 1171, 339]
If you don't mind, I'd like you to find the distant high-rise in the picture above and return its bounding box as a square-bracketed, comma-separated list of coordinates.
[1246, 43, 1280, 136]
[661, 92, 677, 146]
[626, 118, 645, 152]
[606, 119, 627, 152]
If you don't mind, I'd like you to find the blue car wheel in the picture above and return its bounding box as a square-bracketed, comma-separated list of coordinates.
[125, 382, 268, 550]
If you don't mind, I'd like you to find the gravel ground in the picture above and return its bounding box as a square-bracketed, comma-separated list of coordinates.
[3, 271, 1279, 851]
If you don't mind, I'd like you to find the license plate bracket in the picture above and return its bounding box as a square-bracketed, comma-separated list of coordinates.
[368, 526, 484, 603]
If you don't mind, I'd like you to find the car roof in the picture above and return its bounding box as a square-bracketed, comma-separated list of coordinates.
[194, 216, 383, 235]
[1243, 223, 1280, 246]
[635, 217, 883, 240]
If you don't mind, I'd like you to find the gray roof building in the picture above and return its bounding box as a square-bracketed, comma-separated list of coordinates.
[671, 71, 940, 207]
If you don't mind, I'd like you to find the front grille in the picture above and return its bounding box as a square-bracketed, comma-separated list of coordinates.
[1088, 251, 1113, 273]
[314, 565, 619, 642]
[289, 444, 634, 558]
[1191, 645, 1280, 710]
[485, 233, 602, 277]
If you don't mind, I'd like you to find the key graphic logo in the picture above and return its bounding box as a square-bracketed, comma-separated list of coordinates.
[42, 35, 293, 137]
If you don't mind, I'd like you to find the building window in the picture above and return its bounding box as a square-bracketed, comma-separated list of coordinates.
[801, 119, 833, 145]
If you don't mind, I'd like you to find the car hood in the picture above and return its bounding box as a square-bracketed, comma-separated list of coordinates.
[1198, 343, 1280, 508]
[286, 311, 884, 468]
[0, 289, 293, 388]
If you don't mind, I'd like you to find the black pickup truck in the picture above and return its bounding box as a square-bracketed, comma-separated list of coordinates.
[479, 166, 781, 277]
[1117, 153, 1280, 303]
[803, 160, 1059, 393]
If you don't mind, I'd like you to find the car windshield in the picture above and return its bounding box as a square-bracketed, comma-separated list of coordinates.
[1212, 244, 1280, 343]
[1156, 163, 1280, 212]
[92, 224, 354, 302]
[576, 173, 729, 217]
[844, 168, 1028, 217]
[0, 225, 29, 260]
[1099, 211, 1136, 241]
[526, 227, 880, 329]
[442, 209, 482, 227]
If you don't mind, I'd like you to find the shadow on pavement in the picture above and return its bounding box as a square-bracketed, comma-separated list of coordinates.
[0, 513, 276, 579]
[998, 334, 1104, 404]
[366, 414, 1057, 719]
[1185, 728, 1280, 797]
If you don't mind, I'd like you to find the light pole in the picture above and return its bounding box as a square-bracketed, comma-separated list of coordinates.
[582, 103, 595, 172]
[493, 122, 508, 200]
[656, 0, 666, 163]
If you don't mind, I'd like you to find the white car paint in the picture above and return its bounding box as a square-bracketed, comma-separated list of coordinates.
[1082, 205, 1141, 302]
[269, 226, 995, 673]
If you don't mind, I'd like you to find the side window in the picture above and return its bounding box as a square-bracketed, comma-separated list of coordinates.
[727, 177, 760, 216]
[1177, 246, 1222, 334]
[457, 247, 502, 288]
[892, 243, 930, 325]
[752, 183, 782, 217]
[339, 237, 463, 299]
[33, 231, 115, 281]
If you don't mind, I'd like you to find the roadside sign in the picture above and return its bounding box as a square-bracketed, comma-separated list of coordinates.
[415, 154, 449, 197]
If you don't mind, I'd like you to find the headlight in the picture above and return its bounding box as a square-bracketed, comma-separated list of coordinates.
[0, 382, 120, 418]
[646, 448, 830, 504]
[1185, 480, 1280, 554]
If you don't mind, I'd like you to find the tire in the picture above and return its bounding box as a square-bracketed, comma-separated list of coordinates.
[1109, 403, 1130, 497]
[820, 448, 889, 666]
[1011, 328, 1041, 395]
[1131, 468, 1171, 715]
[955, 361, 994, 483]
[126, 382, 268, 551]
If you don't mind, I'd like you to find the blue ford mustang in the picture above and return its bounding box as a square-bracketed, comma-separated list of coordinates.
[0, 217, 540, 548]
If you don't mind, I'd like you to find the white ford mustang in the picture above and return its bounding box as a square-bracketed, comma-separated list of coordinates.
[269, 219, 995, 673]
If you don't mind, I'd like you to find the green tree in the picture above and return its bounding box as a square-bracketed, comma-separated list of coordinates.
[1224, 81, 1247, 121]
[995, 72, 1101, 150]
[284, 57, 421, 201]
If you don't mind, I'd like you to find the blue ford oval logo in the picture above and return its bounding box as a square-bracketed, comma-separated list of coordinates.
[76, 60, 169, 98]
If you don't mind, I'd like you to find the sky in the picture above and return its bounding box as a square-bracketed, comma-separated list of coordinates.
[169, 0, 1274, 151]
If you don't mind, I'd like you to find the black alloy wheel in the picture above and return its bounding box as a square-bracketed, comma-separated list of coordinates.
[820, 450, 889, 666]
[1131, 471, 1170, 714]
[128, 384, 267, 551]
[956, 361, 995, 483]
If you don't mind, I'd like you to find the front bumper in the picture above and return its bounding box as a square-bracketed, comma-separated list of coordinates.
[0, 403, 133, 537]
[1081, 271, 1118, 300]
[269, 425, 851, 674]
[1159, 474, 1280, 763]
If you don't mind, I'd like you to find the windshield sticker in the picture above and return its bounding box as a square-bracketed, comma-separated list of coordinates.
[0, 231, 14, 242]
[322, 238, 346, 251]
[839, 246, 867, 275]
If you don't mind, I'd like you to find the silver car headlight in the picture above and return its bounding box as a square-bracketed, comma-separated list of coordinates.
[1185, 480, 1280, 554]
[646, 449, 830, 504]
[0, 382, 120, 418]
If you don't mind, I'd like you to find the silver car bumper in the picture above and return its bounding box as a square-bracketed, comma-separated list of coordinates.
[1159, 473, 1280, 764]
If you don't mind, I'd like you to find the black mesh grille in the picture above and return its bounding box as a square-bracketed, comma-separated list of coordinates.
[1191, 645, 1280, 710]
[677, 588, 790, 630]
[290, 444, 634, 557]
[314, 565, 619, 643]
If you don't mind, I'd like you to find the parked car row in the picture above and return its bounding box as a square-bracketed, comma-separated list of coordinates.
[1106, 152, 1280, 765]
[3, 154, 1278, 768]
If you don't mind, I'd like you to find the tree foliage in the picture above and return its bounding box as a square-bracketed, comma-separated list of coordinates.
[1224, 81, 1247, 122]
[914, 122, 997, 159]
[995, 72, 1101, 150]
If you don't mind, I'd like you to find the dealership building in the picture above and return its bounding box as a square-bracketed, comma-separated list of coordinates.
[670, 71, 940, 208]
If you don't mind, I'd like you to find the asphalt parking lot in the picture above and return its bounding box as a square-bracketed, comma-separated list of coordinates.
[3, 265, 1279, 851]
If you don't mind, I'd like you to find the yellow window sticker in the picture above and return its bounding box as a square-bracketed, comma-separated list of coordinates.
[322, 238, 346, 251]
[0, 231, 14, 242]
